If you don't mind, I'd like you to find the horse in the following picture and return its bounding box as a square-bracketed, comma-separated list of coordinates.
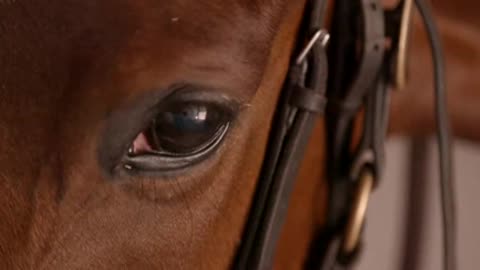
[0, 0, 478, 269]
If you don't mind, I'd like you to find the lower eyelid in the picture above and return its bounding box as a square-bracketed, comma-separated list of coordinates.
[121, 121, 230, 174]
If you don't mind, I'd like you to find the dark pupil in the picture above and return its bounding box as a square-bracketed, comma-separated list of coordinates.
[150, 102, 225, 154]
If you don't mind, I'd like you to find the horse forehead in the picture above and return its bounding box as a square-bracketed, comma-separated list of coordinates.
[0, 0, 282, 105]
[0, 0, 282, 130]
[116, 0, 282, 83]
[127, 0, 280, 46]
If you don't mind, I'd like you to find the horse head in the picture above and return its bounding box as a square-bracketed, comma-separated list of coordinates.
[1, 0, 472, 269]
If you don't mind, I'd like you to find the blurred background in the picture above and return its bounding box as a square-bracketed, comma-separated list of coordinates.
[358, 138, 479, 270]
[356, 1, 480, 268]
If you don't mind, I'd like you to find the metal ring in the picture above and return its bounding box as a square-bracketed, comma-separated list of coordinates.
[349, 149, 375, 181]
[342, 168, 374, 255]
[395, 0, 414, 90]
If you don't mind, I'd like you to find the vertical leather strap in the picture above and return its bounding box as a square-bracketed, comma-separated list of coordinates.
[233, 0, 329, 269]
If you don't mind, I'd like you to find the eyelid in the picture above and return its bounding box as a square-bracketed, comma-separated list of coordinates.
[159, 87, 242, 115]
[98, 84, 241, 179]
[123, 121, 230, 168]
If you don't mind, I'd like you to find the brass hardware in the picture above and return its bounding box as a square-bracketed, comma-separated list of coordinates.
[342, 169, 374, 254]
[394, 0, 414, 90]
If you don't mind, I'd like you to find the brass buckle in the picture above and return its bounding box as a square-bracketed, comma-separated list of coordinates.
[394, 0, 414, 90]
[342, 168, 374, 255]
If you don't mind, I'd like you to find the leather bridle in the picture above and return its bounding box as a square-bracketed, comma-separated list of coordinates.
[235, 0, 456, 269]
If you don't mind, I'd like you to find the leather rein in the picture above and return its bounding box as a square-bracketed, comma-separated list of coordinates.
[234, 0, 456, 269]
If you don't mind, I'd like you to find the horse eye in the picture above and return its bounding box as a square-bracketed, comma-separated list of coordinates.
[129, 101, 230, 157]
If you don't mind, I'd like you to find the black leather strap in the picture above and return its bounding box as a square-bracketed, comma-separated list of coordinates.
[233, 0, 329, 269]
[234, 0, 455, 269]
[290, 85, 327, 113]
[308, 0, 387, 269]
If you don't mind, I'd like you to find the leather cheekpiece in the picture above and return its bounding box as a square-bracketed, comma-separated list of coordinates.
[290, 85, 327, 113]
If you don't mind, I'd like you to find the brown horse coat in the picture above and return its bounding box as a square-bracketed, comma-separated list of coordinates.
[0, 0, 478, 269]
